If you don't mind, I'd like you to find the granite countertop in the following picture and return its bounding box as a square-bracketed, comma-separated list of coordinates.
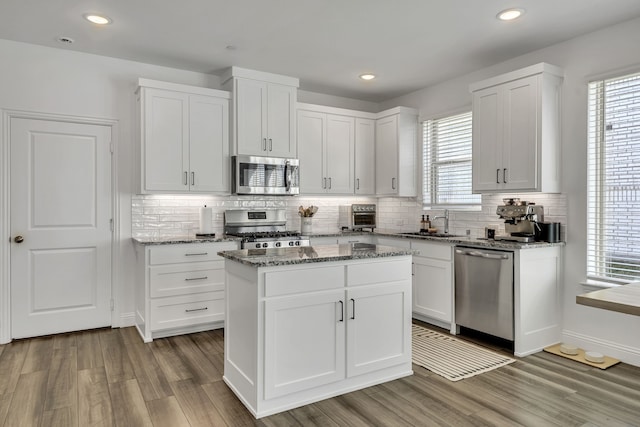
[132, 230, 564, 250]
[217, 243, 417, 267]
[132, 236, 242, 245]
[576, 282, 640, 316]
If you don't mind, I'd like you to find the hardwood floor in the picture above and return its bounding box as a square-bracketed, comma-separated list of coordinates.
[1, 324, 639, 426]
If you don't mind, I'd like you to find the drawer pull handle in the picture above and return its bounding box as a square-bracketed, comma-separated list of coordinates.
[185, 252, 208, 256]
[185, 307, 208, 313]
[185, 276, 208, 281]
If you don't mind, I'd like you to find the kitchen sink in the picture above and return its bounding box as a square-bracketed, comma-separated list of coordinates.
[399, 232, 461, 238]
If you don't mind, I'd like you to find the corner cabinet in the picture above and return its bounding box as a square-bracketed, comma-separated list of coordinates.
[470, 63, 563, 193]
[375, 107, 418, 197]
[222, 67, 298, 158]
[136, 79, 230, 194]
[134, 241, 239, 342]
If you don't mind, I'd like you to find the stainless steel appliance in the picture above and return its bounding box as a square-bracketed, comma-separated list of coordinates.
[338, 204, 376, 230]
[495, 199, 544, 243]
[455, 247, 514, 341]
[224, 209, 310, 249]
[232, 155, 299, 195]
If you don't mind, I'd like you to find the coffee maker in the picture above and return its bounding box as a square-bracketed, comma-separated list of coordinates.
[495, 198, 544, 243]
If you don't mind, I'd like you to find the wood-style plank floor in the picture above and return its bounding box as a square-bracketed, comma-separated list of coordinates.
[1, 323, 639, 426]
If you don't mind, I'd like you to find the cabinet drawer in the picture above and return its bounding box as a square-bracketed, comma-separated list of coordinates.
[265, 265, 344, 297]
[149, 242, 238, 265]
[150, 261, 225, 298]
[410, 241, 452, 261]
[348, 258, 411, 286]
[150, 291, 224, 331]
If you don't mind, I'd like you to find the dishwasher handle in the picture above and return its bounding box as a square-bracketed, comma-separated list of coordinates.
[455, 248, 510, 260]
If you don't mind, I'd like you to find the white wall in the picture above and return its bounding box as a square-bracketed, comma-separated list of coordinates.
[383, 17, 640, 365]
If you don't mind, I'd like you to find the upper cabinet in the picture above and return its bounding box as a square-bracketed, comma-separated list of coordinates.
[136, 79, 230, 194]
[355, 118, 376, 195]
[470, 63, 563, 193]
[297, 103, 377, 195]
[222, 67, 298, 158]
[375, 107, 418, 197]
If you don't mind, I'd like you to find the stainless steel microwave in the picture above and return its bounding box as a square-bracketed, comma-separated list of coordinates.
[232, 155, 300, 195]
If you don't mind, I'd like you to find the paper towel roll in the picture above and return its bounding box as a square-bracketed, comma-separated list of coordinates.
[199, 206, 213, 234]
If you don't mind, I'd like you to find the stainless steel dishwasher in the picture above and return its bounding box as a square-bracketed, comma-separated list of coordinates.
[454, 246, 514, 341]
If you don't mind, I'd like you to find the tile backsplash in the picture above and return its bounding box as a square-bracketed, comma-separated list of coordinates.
[132, 193, 567, 240]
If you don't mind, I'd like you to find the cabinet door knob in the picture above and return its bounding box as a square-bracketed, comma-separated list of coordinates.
[14, 235, 24, 243]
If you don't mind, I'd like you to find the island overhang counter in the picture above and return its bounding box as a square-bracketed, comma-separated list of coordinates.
[217, 244, 415, 418]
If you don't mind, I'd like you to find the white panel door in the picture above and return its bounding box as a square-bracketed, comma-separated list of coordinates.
[143, 88, 189, 191]
[412, 256, 453, 322]
[267, 83, 296, 158]
[264, 290, 345, 399]
[325, 114, 354, 194]
[297, 110, 326, 194]
[189, 94, 229, 192]
[236, 78, 267, 156]
[10, 118, 112, 338]
[355, 118, 375, 194]
[375, 115, 398, 195]
[346, 281, 411, 377]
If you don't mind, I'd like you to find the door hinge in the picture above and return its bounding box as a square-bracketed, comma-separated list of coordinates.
[110, 218, 114, 232]
[110, 299, 114, 311]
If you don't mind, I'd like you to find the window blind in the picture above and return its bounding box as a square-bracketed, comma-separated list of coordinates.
[587, 72, 640, 283]
[423, 112, 480, 208]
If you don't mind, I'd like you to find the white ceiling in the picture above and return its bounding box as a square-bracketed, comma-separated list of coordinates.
[2, 0, 640, 102]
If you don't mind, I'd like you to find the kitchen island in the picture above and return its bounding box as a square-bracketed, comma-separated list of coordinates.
[217, 243, 415, 418]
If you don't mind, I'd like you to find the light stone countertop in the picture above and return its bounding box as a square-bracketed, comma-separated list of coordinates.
[132, 236, 242, 245]
[217, 243, 417, 267]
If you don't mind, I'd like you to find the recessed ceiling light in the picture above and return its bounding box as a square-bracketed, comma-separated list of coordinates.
[497, 8, 525, 21]
[83, 13, 112, 25]
[360, 74, 376, 81]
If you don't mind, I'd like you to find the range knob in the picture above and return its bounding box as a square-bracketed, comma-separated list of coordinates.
[295, 241, 301, 246]
[288, 241, 294, 246]
[262, 243, 268, 248]
[255, 243, 261, 248]
[275, 242, 281, 247]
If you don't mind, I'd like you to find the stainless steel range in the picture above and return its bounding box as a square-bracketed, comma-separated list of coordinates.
[224, 209, 310, 249]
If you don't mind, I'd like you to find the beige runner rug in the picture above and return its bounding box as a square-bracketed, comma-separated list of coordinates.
[412, 324, 515, 381]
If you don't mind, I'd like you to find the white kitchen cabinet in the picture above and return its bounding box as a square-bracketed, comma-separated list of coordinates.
[224, 255, 412, 418]
[410, 241, 454, 329]
[375, 107, 418, 197]
[297, 108, 354, 194]
[222, 67, 298, 158]
[136, 79, 230, 194]
[355, 118, 375, 194]
[336, 234, 374, 245]
[134, 240, 238, 342]
[470, 63, 563, 193]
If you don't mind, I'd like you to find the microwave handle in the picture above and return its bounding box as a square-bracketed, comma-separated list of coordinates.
[285, 161, 291, 192]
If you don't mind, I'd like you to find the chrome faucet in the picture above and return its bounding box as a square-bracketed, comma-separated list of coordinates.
[433, 209, 449, 234]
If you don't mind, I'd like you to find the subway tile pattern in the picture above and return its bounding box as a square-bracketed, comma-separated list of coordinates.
[132, 193, 567, 240]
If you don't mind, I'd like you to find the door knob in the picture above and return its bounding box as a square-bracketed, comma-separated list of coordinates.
[14, 235, 24, 243]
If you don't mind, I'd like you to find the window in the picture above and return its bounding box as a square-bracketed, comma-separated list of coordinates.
[422, 111, 480, 209]
[588, 71, 640, 283]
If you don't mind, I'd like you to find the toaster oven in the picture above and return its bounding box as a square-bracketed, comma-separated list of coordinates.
[339, 204, 376, 230]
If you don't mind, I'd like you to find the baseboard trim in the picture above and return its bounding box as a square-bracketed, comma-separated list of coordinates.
[562, 329, 640, 367]
[119, 312, 136, 328]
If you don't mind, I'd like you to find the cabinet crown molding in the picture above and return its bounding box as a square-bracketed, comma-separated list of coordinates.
[220, 66, 299, 88]
[137, 78, 230, 98]
[469, 62, 564, 93]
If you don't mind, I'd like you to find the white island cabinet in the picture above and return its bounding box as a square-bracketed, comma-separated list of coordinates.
[219, 244, 413, 418]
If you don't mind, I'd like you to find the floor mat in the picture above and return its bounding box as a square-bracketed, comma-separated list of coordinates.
[412, 324, 516, 381]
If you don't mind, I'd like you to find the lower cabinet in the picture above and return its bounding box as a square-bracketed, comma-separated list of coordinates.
[224, 256, 412, 418]
[134, 241, 238, 342]
[410, 241, 454, 328]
